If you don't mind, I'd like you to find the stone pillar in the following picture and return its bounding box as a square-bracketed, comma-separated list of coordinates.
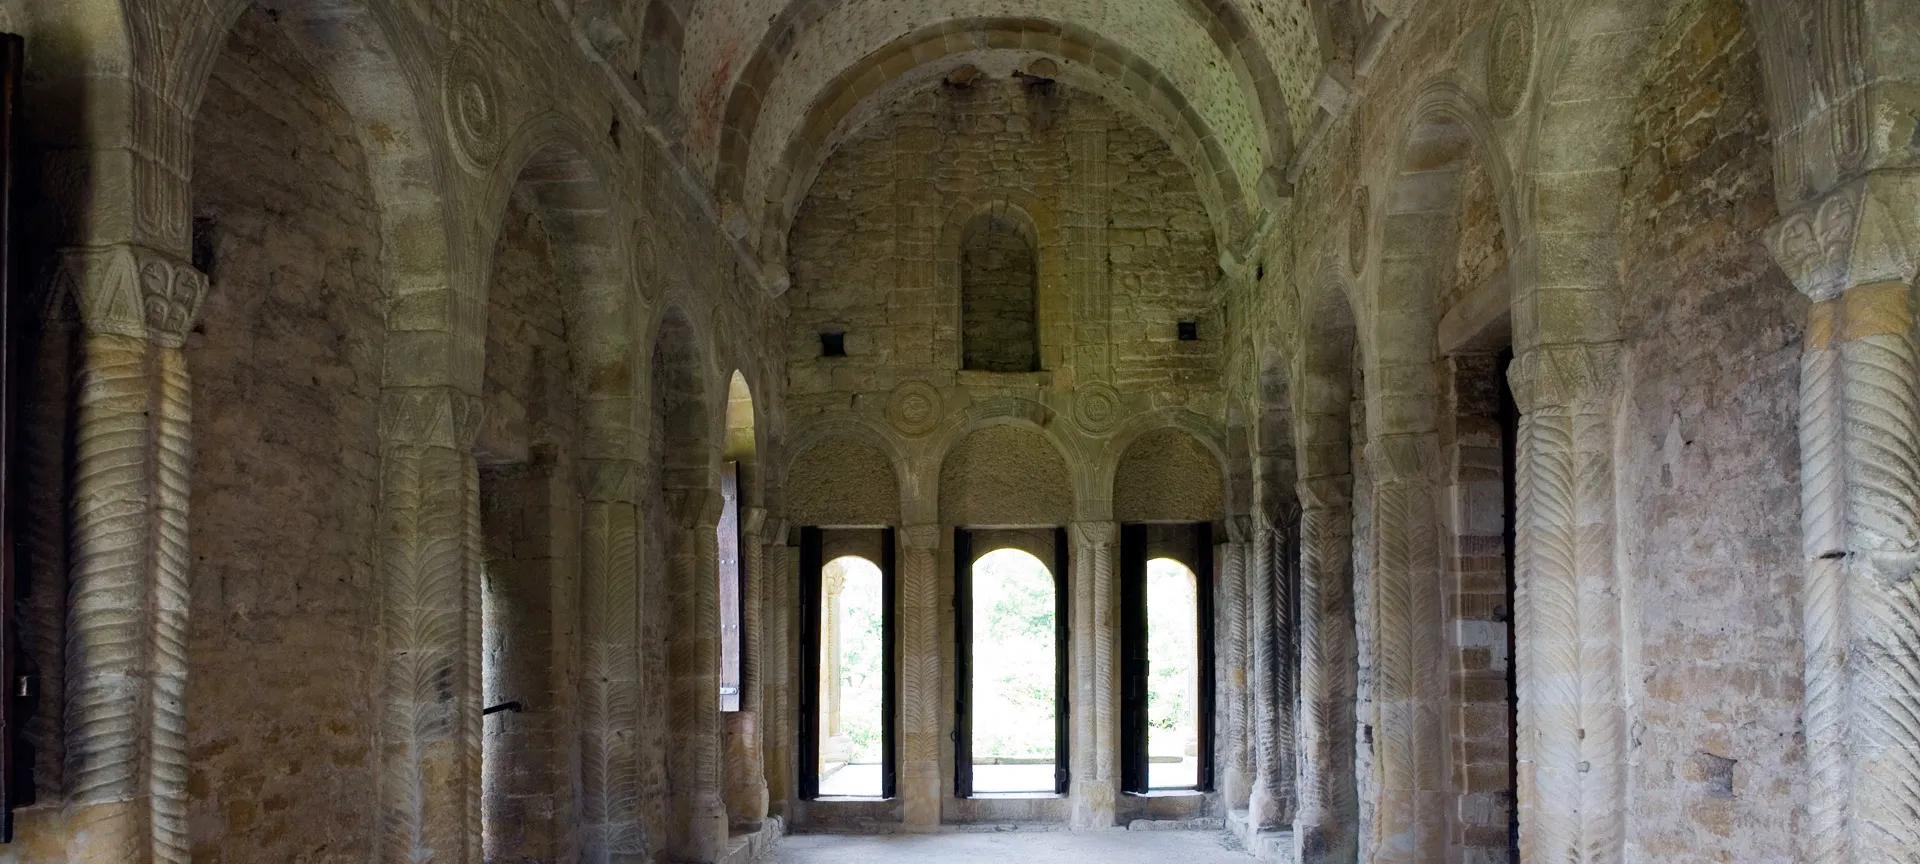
[763, 524, 796, 818]
[1765, 172, 1920, 864]
[375, 385, 486, 864]
[726, 507, 771, 829]
[668, 492, 727, 862]
[821, 569, 850, 764]
[49, 245, 205, 864]
[1295, 476, 1356, 863]
[898, 524, 943, 829]
[1248, 507, 1295, 831]
[1219, 516, 1253, 810]
[578, 459, 648, 862]
[1068, 521, 1118, 828]
[1364, 435, 1443, 863]
[1065, 123, 1112, 378]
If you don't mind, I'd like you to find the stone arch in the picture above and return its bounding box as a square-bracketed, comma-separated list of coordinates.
[1363, 79, 1520, 436]
[937, 193, 1064, 374]
[935, 414, 1076, 528]
[173, 0, 469, 382]
[1515, 0, 1666, 353]
[923, 397, 1077, 515]
[1112, 426, 1228, 524]
[750, 19, 1253, 262]
[653, 305, 718, 491]
[708, 0, 1294, 210]
[1099, 408, 1233, 512]
[787, 426, 905, 529]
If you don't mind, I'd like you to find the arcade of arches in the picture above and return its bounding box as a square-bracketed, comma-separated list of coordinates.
[0, 0, 1915, 862]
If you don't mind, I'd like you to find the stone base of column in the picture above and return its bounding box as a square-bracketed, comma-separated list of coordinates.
[684, 793, 730, 864]
[901, 760, 942, 830]
[1226, 809, 1293, 862]
[1221, 764, 1252, 812]
[1292, 820, 1355, 864]
[1247, 785, 1287, 832]
[1068, 779, 1116, 829]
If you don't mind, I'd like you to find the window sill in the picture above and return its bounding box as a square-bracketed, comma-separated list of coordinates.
[966, 791, 1064, 800]
[955, 369, 1052, 389]
[1128, 789, 1208, 799]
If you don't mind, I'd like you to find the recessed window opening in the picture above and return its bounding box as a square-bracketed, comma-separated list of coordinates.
[1147, 557, 1201, 790]
[816, 555, 886, 798]
[967, 547, 1059, 794]
[960, 210, 1040, 372]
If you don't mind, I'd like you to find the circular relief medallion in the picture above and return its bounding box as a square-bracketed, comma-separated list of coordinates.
[1488, 0, 1536, 119]
[443, 44, 504, 173]
[887, 381, 943, 438]
[1073, 382, 1122, 436]
[1348, 187, 1371, 276]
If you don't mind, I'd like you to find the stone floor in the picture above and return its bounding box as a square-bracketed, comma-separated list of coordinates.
[772, 830, 1249, 863]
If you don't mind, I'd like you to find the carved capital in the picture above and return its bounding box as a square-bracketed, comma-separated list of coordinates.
[46, 244, 207, 346]
[578, 458, 643, 503]
[1069, 520, 1118, 548]
[1225, 514, 1255, 544]
[900, 523, 941, 551]
[1364, 434, 1436, 486]
[1296, 475, 1353, 511]
[380, 386, 485, 449]
[669, 488, 723, 530]
[1506, 343, 1621, 413]
[742, 506, 769, 535]
[1765, 171, 1920, 301]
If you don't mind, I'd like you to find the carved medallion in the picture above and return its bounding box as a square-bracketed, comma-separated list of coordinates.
[1347, 187, 1371, 276]
[1073, 382, 1122, 436]
[887, 381, 943, 438]
[1488, 0, 1536, 119]
[443, 44, 504, 173]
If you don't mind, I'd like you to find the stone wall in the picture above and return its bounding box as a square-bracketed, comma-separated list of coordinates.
[183, 12, 386, 861]
[1614, 0, 1805, 859]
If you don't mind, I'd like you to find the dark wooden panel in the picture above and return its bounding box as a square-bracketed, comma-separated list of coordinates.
[796, 527, 823, 799]
[881, 527, 898, 800]
[952, 528, 972, 798]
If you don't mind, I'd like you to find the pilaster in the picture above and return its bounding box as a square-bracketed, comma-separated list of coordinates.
[577, 458, 648, 862]
[1067, 520, 1118, 828]
[1295, 475, 1356, 864]
[897, 523, 943, 830]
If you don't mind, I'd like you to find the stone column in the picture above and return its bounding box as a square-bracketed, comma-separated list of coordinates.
[376, 385, 486, 864]
[1295, 476, 1356, 863]
[578, 459, 647, 862]
[1219, 516, 1253, 810]
[724, 508, 771, 830]
[1068, 521, 1118, 828]
[898, 524, 943, 829]
[668, 492, 727, 862]
[1765, 172, 1920, 864]
[763, 524, 796, 818]
[1248, 506, 1295, 831]
[1364, 435, 1443, 863]
[821, 569, 849, 765]
[50, 245, 205, 864]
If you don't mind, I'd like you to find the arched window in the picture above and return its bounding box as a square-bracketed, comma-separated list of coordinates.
[960, 211, 1039, 372]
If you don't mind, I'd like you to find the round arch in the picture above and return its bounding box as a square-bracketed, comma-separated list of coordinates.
[1112, 425, 1228, 524]
[937, 419, 1075, 528]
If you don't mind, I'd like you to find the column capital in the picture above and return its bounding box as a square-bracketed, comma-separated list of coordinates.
[1296, 475, 1353, 511]
[742, 506, 769, 535]
[1506, 343, 1620, 414]
[1069, 520, 1118, 547]
[578, 458, 644, 503]
[46, 243, 207, 346]
[900, 523, 941, 551]
[1225, 514, 1255, 544]
[1765, 170, 1920, 302]
[1363, 434, 1437, 486]
[380, 386, 485, 450]
[669, 487, 723, 529]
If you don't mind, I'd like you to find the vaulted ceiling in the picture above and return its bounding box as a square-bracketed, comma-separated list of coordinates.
[566, 0, 1371, 275]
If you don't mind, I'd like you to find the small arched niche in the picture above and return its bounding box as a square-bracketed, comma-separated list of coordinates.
[960, 207, 1041, 373]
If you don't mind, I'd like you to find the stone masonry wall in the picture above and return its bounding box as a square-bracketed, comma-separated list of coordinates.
[1614, 0, 1805, 859]
[184, 10, 386, 861]
[786, 72, 1219, 414]
[960, 215, 1040, 373]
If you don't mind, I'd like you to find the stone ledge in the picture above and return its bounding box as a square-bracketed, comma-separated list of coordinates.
[721, 815, 786, 864]
[1226, 809, 1293, 862]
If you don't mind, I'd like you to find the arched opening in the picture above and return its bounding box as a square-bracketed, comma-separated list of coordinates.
[183, 6, 399, 858]
[815, 554, 886, 797]
[1147, 557, 1201, 789]
[720, 369, 768, 831]
[960, 210, 1040, 373]
[964, 546, 1062, 794]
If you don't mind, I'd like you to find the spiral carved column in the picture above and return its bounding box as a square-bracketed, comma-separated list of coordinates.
[1248, 510, 1294, 831]
[1295, 475, 1356, 863]
[374, 386, 486, 864]
[53, 245, 206, 864]
[1220, 516, 1253, 811]
[667, 491, 728, 862]
[1068, 521, 1118, 828]
[763, 525, 795, 819]
[899, 524, 943, 829]
[578, 459, 648, 862]
[1765, 173, 1920, 864]
[1364, 435, 1442, 864]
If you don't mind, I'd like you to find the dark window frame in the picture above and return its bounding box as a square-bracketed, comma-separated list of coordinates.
[1120, 522, 1217, 795]
[797, 527, 898, 800]
[717, 462, 743, 713]
[953, 528, 1071, 798]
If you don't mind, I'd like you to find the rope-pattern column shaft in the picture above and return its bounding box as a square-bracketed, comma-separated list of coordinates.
[667, 495, 728, 863]
[1249, 519, 1287, 830]
[899, 525, 942, 828]
[1220, 519, 1252, 809]
[580, 461, 647, 862]
[1068, 521, 1118, 828]
[1296, 478, 1355, 863]
[1364, 436, 1442, 864]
